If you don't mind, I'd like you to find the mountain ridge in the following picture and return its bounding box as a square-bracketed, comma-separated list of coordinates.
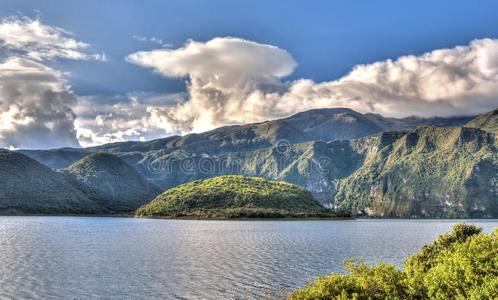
[18, 108, 475, 169]
[465, 108, 498, 134]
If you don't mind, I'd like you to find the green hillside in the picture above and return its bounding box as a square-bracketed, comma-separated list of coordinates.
[135, 175, 336, 218]
[0, 150, 101, 214]
[334, 126, 498, 217]
[66, 153, 161, 212]
[131, 140, 364, 203]
[466, 108, 498, 134]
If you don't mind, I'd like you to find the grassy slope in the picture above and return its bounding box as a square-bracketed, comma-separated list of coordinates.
[466, 108, 498, 134]
[135, 175, 335, 218]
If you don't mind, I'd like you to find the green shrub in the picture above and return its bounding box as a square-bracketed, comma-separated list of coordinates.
[289, 224, 498, 299]
[290, 260, 407, 300]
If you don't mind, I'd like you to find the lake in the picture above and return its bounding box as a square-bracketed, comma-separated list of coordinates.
[0, 217, 496, 299]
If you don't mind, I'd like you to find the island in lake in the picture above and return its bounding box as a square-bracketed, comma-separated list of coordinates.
[135, 175, 339, 219]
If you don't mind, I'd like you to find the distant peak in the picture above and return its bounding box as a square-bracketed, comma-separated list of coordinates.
[69, 152, 127, 170]
[289, 107, 358, 118]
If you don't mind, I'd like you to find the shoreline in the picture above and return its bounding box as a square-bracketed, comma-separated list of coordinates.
[0, 213, 352, 221]
[0, 214, 497, 222]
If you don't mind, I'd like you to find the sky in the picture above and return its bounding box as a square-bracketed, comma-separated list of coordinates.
[0, 0, 497, 149]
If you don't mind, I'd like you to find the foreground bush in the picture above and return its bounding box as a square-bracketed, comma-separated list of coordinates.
[289, 224, 498, 299]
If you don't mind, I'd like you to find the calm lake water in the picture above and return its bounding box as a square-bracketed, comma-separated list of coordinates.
[0, 217, 496, 299]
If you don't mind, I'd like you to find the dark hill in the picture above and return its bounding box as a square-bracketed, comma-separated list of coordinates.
[66, 153, 161, 212]
[19, 148, 89, 169]
[0, 150, 100, 214]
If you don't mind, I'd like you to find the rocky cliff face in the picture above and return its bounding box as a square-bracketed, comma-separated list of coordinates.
[334, 127, 498, 217]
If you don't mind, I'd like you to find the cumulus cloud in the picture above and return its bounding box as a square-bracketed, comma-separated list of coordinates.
[127, 37, 297, 132]
[74, 92, 184, 147]
[127, 37, 498, 134]
[4, 32, 498, 149]
[0, 16, 106, 149]
[0, 16, 106, 61]
[0, 57, 79, 149]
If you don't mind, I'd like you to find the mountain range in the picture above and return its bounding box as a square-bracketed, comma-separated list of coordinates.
[3, 107, 497, 217]
[19, 108, 474, 169]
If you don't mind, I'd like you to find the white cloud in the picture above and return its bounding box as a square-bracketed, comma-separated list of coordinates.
[0, 57, 79, 149]
[0, 16, 106, 149]
[4, 32, 498, 149]
[132, 35, 172, 48]
[127, 37, 498, 134]
[0, 16, 106, 61]
[74, 92, 184, 147]
[127, 37, 297, 132]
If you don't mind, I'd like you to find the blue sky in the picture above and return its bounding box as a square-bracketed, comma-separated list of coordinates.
[0, 0, 498, 149]
[2, 0, 498, 95]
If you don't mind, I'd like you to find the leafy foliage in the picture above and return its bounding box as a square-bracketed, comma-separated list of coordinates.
[290, 260, 408, 300]
[135, 175, 337, 218]
[289, 224, 498, 300]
